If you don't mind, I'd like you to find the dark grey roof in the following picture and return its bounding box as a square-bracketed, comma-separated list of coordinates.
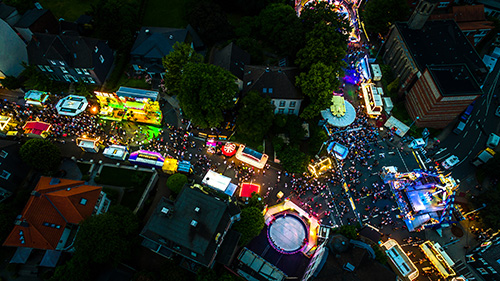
[212, 42, 251, 80]
[14, 8, 48, 28]
[141, 188, 235, 266]
[131, 27, 188, 59]
[215, 229, 241, 266]
[395, 20, 488, 84]
[427, 64, 482, 97]
[185, 24, 204, 50]
[243, 65, 304, 100]
[0, 140, 28, 194]
[0, 3, 16, 21]
[27, 33, 102, 68]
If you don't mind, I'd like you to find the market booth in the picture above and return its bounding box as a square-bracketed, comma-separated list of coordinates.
[162, 158, 178, 174]
[103, 145, 129, 160]
[222, 142, 237, 157]
[235, 145, 268, 169]
[129, 150, 165, 168]
[202, 170, 237, 197]
[308, 157, 333, 178]
[23, 121, 51, 138]
[55, 95, 88, 116]
[361, 83, 383, 118]
[239, 183, 260, 198]
[24, 90, 49, 107]
[76, 137, 101, 153]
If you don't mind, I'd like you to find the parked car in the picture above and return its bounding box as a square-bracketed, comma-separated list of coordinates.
[459, 104, 474, 122]
[442, 155, 459, 170]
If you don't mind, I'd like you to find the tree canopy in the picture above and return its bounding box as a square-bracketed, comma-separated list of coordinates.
[178, 63, 238, 128]
[234, 207, 265, 246]
[362, 0, 410, 35]
[236, 91, 275, 143]
[20, 139, 61, 173]
[300, 1, 350, 32]
[188, 1, 234, 45]
[162, 42, 203, 97]
[166, 173, 188, 195]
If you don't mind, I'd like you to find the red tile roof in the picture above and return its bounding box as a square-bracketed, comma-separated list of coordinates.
[3, 177, 102, 250]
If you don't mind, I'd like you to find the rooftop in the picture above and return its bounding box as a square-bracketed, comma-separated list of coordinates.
[212, 42, 251, 80]
[243, 65, 304, 100]
[0, 3, 16, 21]
[395, 20, 488, 84]
[131, 26, 188, 59]
[427, 64, 482, 97]
[14, 8, 49, 28]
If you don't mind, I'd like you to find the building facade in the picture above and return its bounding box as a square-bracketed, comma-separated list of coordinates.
[27, 33, 114, 85]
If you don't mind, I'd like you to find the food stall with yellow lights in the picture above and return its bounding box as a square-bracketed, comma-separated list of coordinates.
[419, 241, 456, 279]
[361, 83, 383, 118]
[94, 87, 162, 126]
[235, 145, 268, 169]
[308, 157, 333, 178]
[76, 137, 102, 153]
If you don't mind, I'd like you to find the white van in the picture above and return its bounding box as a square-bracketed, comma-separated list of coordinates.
[487, 133, 500, 149]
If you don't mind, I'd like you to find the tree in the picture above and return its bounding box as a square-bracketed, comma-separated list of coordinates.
[276, 146, 309, 174]
[247, 192, 265, 211]
[166, 173, 188, 195]
[188, 1, 234, 45]
[73, 205, 139, 265]
[362, 0, 410, 35]
[162, 42, 203, 97]
[255, 3, 305, 56]
[236, 91, 274, 143]
[178, 63, 238, 128]
[296, 62, 340, 119]
[300, 1, 350, 32]
[51, 256, 91, 281]
[1, 76, 23, 90]
[234, 207, 265, 246]
[20, 139, 61, 173]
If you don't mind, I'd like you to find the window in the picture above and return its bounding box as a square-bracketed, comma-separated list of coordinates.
[38, 65, 46, 71]
[49, 60, 56, 65]
[75, 68, 82, 75]
[438, 2, 449, 8]
[288, 109, 294, 114]
[94, 46, 98, 53]
[279, 101, 286, 107]
[0, 150, 7, 158]
[271, 100, 275, 105]
[88, 77, 96, 84]
[290, 101, 296, 108]
[45, 66, 53, 72]
[59, 61, 65, 66]
[278, 108, 284, 114]
[269, 88, 273, 93]
[81, 77, 88, 83]
[263, 88, 267, 93]
[60, 67, 68, 74]
[99, 55, 104, 63]
[83, 69, 90, 75]
[80, 198, 87, 205]
[191, 252, 197, 257]
[63, 75, 71, 82]
[477, 268, 488, 274]
[0, 170, 10, 180]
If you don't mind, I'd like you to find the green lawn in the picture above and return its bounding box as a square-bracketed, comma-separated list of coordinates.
[39, 0, 96, 21]
[143, 0, 194, 28]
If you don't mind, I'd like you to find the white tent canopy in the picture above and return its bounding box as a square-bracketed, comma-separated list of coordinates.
[56, 95, 88, 116]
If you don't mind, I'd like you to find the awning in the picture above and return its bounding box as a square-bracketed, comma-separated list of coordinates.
[39, 250, 62, 267]
[10, 247, 33, 264]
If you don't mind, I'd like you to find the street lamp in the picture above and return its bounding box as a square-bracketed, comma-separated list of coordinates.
[409, 116, 420, 129]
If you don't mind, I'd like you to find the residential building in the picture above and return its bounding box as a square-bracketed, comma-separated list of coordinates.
[429, 5, 494, 46]
[383, 0, 487, 128]
[466, 233, 500, 281]
[3, 176, 110, 266]
[0, 2, 21, 26]
[243, 65, 304, 116]
[13, 8, 58, 42]
[140, 187, 241, 270]
[0, 18, 27, 78]
[130, 26, 204, 77]
[0, 140, 29, 203]
[475, 0, 500, 19]
[211, 42, 251, 90]
[27, 33, 114, 85]
[408, 0, 452, 12]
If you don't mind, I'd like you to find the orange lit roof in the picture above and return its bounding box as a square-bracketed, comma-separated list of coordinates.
[3, 177, 102, 250]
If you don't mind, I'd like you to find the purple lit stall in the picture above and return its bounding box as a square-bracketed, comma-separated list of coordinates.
[128, 150, 165, 168]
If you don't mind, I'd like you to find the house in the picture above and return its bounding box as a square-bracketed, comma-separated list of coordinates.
[243, 66, 304, 116]
[13, 8, 58, 42]
[27, 33, 114, 85]
[466, 233, 500, 280]
[140, 187, 241, 270]
[0, 2, 21, 26]
[383, 0, 487, 128]
[211, 42, 251, 90]
[130, 25, 205, 77]
[429, 5, 494, 46]
[0, 18, 27, 78]
[3, 177, 110, 264]
[0, 140, 29, 203]
[475, 0, 500, 19]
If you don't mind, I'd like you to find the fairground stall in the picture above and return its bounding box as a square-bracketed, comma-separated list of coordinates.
[0, 115, 20, 137]
[202, 170, 238, 197]
[128, 150, 165, 168]
[419, 241, 456, 279]
[381, 239, 419, 281]
[320, 95, 356, 128]
[235, 145, 268, 169]
[103, 145, 129, 160]
[76, 137, 101, 153]
[161, 158, 192, 174]
[308, 157, 333, 178]
[361, 83, 383, 118]
[94, 87, 162, 125]
[24, 90, 49, 107]
[222, 142, 237, 157]
[381, 166, 460, 233]
[55, 95, 88, 116]
[23, 121, 51, 138]
[239, 183, 260, 198]
[327, 141, 349, 160]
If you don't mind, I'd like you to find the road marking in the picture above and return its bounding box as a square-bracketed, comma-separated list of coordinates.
[412, 150, 422, 169]
[463, 131, 468, 138]
[435, 148, 447, 155]
[476, 110, 480, 116]
[435, 152, 451, 161]
[397, 148, 410, 172]
[454, 142, 460, 149]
